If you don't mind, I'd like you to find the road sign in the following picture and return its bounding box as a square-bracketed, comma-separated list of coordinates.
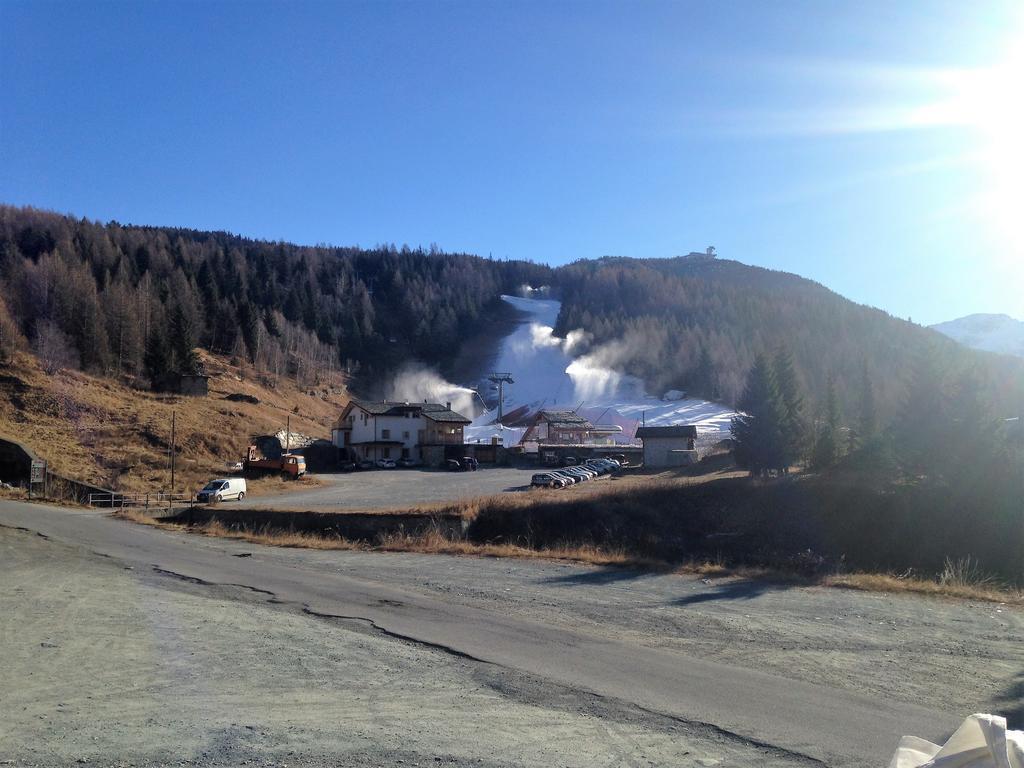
[30, 459, 46, 484]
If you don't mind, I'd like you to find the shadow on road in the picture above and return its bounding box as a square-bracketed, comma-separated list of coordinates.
[673, 579, 798, 606]
[996, 671, 1024, 730]
[542, 567, 658, 587]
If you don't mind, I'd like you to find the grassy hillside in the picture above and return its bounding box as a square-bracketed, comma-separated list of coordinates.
[0, 350, 347, 494]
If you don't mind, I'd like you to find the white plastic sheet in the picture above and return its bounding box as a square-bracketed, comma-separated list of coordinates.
[888, 714, 1024, 768]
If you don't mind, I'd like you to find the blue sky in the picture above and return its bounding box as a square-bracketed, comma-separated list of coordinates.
[2, 0, 1022, 325]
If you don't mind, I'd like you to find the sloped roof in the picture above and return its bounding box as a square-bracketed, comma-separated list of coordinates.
[422, 404, 471, 424]
[349, 399, 422, 416]
[538, 410, 594, 430]
[636, 425, 698, 439]
[341, 399, 471, 424]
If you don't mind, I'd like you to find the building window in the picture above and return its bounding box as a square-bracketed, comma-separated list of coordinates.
[383, 448, 391, 458]
[381, 429, 390, 439]
[403, 431, 409, 439]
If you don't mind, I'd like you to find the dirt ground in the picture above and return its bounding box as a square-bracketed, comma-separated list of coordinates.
[0, 526, 816, 768]
[2, 521, 1022, 767]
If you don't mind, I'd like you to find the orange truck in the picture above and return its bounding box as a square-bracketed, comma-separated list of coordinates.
[244, 444, 307, 478]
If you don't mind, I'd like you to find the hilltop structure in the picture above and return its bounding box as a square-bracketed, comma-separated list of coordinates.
[685, 246, 717, 260]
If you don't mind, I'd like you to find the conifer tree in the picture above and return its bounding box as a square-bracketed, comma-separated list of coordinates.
[772, 346, 808, 469]
[691, 345, 718, 400]
[144, 326, 172, 385]
[170, 303, 199, 374]
[850, 362, 877, 450]
[732, 354, 787, 476]
[893, 350, 949, 475]
[812, 375, 842, 469]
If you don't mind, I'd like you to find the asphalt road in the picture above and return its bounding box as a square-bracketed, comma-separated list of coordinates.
[246, 466, 548, 510]
[0, 499, 975, 767]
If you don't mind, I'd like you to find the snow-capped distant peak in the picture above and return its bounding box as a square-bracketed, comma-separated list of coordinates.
[931, 314, 1024, 358]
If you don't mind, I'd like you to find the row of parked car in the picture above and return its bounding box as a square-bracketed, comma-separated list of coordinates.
[531, 457, 621, 489]
[339, 457, 423, 471]
[340, 457, 482, 471]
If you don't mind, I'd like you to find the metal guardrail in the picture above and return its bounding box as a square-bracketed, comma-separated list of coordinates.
[87, 492, 194, 510]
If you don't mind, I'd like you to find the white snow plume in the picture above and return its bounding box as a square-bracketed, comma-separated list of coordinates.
[524, 323, 593, 355]
[566, 336, 645, 402]
[562, 328, 591, 355]
[529, 323, 562, 349]
[481, 294, 739, 441]
[386, 364, 481, 417]
[517, 284, 551, 297]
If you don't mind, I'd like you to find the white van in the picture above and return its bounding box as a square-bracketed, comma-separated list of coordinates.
[196, 477, 247, 503]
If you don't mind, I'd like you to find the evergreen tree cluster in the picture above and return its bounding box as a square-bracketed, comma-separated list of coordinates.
[0, 206, 551, 387]
[2, 206, 1021, 427]
[555, 255, 1024, 421]
[730, 349, 811, 475]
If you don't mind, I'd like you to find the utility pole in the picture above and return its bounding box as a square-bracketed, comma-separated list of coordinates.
[1012, 415, 1023, 590]
[487, 372, 514, 423]
[285, 414, 291, 454]
[170, 410, 176, 494]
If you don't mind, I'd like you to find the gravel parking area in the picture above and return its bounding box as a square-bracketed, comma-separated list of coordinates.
[245, 466, 561, 510]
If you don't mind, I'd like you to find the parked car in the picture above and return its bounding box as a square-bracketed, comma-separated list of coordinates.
[560, 468, 587, 482]
[461, 456, 479, 471]
[339, 460, 358, 472]
[357, 459, 375, 470]
[549, 470, 578, 485]
[375, 458, 397, 469]
[565, 466, 596, 481]
[196, 477, 247, 504]
[531, 472, 566, 488]
[561, 456, 579, 466]
[445, 458, 463, 471]
[609, 454, 628, 466]
[396, 457, 420, 468]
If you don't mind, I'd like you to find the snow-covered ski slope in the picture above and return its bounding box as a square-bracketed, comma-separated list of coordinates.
[464, 294, 738, 446]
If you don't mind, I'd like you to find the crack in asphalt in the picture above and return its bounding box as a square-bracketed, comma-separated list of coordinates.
[0, 522, 51, 540]
[628, 701, 830, 767]
[141, 557, 830, 766]
[300, 606, 495, 664]
[150, 565, 278, 597]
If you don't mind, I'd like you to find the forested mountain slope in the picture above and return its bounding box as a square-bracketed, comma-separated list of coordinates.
[1, 207, 1020, 425]
[0, 206, 551, 390]
[555, 256, 1024, 420]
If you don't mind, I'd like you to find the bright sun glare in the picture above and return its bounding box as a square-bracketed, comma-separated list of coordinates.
[925, 42, 1024, 263]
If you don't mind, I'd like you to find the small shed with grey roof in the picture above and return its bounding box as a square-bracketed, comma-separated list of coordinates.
[635, 425, 699, 468]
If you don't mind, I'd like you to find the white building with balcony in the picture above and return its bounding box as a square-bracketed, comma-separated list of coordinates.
[331, 400, 471, 464]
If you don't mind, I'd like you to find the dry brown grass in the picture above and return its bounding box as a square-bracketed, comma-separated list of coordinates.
[0, 350, 347, 494]
[112, 507, 1024, 605]
[824, 572, 1023, 605]
[0, 484, 27, 501]
[113, 507, 655, 565]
